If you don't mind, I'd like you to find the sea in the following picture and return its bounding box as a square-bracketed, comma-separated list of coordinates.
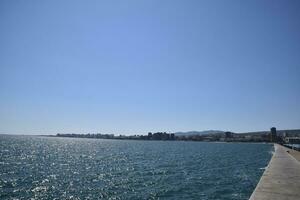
[0, 135, 273, 200]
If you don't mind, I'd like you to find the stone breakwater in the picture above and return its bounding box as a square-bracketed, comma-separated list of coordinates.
[249, 144, 300, 200]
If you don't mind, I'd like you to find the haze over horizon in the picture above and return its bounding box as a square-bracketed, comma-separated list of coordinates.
[1, 0, 300, 135]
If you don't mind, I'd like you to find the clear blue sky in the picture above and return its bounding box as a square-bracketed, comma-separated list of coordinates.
[1, 0, 299, 135]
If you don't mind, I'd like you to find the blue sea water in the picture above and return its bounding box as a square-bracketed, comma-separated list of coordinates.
[0, 135, 273, 200]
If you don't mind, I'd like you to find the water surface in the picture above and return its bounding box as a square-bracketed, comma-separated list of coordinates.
[0, 135, 273, 199]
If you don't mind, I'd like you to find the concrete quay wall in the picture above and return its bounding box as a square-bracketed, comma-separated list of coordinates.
[249, 144, 300, 200]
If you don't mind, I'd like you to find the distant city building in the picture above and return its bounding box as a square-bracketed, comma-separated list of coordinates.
[170, 133, 175, 140]
[270, 127, 277, 142]
[284, 137, 300, 144]
[225, 131, 234, 138]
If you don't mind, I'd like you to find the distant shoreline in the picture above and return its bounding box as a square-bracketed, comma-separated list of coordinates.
[45, 134, 274, 144]
[51, 136, 275, 145]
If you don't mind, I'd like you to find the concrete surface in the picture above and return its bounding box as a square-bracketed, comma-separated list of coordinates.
[285, 147, 300, 162]
[249, 144, 300, 200]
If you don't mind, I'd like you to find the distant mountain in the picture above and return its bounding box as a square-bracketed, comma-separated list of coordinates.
[174, 130, 224, 136]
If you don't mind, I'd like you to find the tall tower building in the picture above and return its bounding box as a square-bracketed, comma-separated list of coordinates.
[270, 127, 277, 142]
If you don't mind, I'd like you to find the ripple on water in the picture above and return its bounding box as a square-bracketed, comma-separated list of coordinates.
[0, 135, 273, 200]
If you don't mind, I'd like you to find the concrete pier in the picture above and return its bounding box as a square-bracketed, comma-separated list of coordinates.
[249, 144, 300, 200]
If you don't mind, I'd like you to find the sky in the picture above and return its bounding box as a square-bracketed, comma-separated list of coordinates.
[0, 0, 300, 135]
